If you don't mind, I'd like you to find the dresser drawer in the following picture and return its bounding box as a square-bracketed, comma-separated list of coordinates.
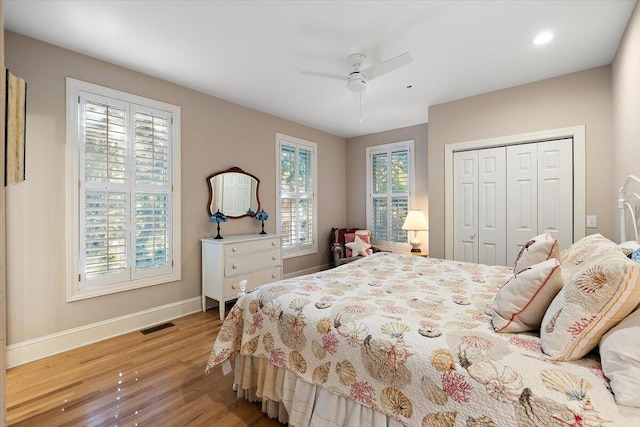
[222, 267, 281, 299]
[224, 237, 280, 257]
[225, 248, 281, 276]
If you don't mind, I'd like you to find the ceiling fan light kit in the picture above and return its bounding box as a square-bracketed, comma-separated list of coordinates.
[347, 72, 367, 93]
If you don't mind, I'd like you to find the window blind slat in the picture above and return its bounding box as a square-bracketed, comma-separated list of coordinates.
[372, 153, 388, 194]
[135, 193, 169, 271]
[84, 191, 127, 279]
[391, 151, 409, 193]
[83, 100, 127, 184]
[372, 197, 388, 242]
[391, 197, 409, 242]
[135, 112, 170, 187]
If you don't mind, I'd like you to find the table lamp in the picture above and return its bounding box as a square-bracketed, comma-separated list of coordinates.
[401, 210, 428, 252]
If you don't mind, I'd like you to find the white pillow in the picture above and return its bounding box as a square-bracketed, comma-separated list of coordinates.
[492, 258, 564, 333]
[600, 308, 640, 408]
[513, 232, 561, 275]
[345, 235, 371, 257]
[619, 240, 640, 256]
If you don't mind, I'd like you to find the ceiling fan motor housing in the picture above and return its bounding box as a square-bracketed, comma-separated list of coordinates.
[347, 72, 367, 92]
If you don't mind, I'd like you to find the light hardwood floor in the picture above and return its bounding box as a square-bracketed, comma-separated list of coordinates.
[6, 307, 283, 426]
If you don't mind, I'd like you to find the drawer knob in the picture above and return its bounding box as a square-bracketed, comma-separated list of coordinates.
[232, 247, 237, 252]
[271, 241, 276, 246]
[232, 264, 238, 269]
[272, 256, 277, 261]
[232, 283, 237, 289]
[272, 273, 277, 278]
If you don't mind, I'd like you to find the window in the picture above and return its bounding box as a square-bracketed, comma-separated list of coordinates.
[66, 78, 181, 301]
[276, 133, 317, 258]
[366, 140, 414, 248]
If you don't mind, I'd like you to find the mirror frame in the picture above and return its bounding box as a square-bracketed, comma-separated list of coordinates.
[206, 166, 261, 218]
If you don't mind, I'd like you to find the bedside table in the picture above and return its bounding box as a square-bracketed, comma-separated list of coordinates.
[393, 248, 429, 257]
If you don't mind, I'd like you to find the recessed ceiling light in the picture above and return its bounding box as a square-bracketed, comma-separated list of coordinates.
[532, 31, 554, 46]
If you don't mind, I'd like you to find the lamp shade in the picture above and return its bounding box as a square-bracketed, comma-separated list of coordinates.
[401, 210, 428, 231]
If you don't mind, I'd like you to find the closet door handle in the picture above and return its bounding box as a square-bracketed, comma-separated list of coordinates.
[470, 233, 476, 240]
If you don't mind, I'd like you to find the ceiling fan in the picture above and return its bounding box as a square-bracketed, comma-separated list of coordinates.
[300, 52, 413, 94]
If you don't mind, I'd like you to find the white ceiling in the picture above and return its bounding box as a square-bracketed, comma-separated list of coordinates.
[4, 0, 636, 138]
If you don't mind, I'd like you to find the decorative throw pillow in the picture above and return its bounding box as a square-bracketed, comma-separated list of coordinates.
[561, 233, 619, 282]
[492, 258, 564, 333]
[599, 308, 640, 408]
[619, 240, 640, 257]
[540, 248, 640, 360]
[345, 235, 371, 257]
[513, 232, 561, 275]
[631, 247, 640, 263]
[355, 230, 374, 256]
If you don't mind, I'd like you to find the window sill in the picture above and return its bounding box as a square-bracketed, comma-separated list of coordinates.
[282, 247, 318, 260]
[67, 272, 181, 302]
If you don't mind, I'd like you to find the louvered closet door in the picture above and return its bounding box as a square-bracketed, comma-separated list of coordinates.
[478, 148, 506, 266]
[454, 151, 479, 263]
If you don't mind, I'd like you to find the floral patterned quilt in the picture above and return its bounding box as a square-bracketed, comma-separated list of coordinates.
[206, 252, 640, 427]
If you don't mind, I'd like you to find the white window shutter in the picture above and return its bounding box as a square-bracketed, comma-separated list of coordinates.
[277, 136, 317, 256]
[133, 110, 172, 279]
[77, 93, 174, 288]
[367, 141, 413, 247]
[79, 96, 130, 288]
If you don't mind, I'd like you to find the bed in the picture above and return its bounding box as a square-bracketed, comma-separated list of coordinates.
[205, 178, 640, 427]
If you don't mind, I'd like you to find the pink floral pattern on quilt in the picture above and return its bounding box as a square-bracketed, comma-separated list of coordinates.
[206, 253, 639, 427]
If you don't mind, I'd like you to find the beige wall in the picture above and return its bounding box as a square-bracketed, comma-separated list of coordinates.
[4, 32, 346, 344]
[613, 1, 640, 241]
[428, 66, 614, 259]
[345, 123, 429, 249]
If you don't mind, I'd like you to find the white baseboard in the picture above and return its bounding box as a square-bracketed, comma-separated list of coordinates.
[283, 262, 332, 280]
[6, 297, 201, 368]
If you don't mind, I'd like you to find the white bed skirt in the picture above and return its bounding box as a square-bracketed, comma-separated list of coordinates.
[234, 355, 404, 427]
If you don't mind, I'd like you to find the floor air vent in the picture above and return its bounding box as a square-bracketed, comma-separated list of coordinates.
[141, 322, 175, 335]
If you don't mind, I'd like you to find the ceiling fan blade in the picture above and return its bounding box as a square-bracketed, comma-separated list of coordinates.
[362, 52, 413, 81]
[300, 70, 348, 81]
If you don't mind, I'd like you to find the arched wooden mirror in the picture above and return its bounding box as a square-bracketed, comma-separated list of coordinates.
[206, 167, 260, 218]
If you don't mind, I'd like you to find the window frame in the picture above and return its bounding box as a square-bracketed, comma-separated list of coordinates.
[365, 140, 415, 249]
[66, 78, 181, 301]
[275, 133, 318, 259]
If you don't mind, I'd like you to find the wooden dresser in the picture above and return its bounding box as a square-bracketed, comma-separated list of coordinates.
[201, 234, 282, 320]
